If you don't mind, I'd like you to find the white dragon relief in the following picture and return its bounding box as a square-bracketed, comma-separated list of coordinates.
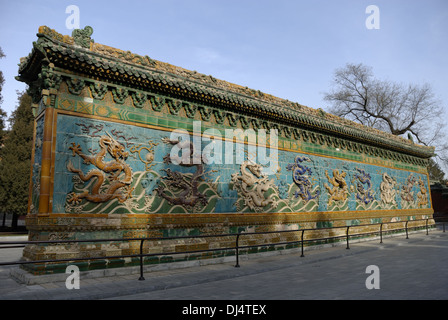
[380, 172, 397, 207]
[230, 160, 278, 212]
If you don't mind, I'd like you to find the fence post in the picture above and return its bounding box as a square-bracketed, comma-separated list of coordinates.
[426, 219, 429, 235]
[235, 234, 240, 268]
[405, 221, 409, 239]
[138, 239, 145, 281]
[379, 223, 383, 243]
[300, 229, 305, 257]
[346, 226, 350, 249]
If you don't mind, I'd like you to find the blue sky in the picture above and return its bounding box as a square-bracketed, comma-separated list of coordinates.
[0, 0, 447, 124]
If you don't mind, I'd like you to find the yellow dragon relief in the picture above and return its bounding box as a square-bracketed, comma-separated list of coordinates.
[416, 176, 428, 208]
[66, 132, 134, 204]
[324, 169, 348, 206]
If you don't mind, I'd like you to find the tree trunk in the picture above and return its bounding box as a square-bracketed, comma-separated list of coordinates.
[11, 212, 18, 230]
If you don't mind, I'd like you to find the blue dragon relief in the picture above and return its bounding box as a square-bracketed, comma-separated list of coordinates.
[286, 156, 320, 202]
[353, 168, 374, 205]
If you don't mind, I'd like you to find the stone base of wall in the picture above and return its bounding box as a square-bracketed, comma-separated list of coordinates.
[21, 211, 434, 275]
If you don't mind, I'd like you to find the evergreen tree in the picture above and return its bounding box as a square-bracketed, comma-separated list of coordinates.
[0, 91, 34, 229]
[427, 158, 446, 184]
[0, 47, 7, 159]
[0, 47, 8, 228]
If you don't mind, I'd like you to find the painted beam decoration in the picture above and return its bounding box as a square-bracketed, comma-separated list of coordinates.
[18, 26, 435, 274]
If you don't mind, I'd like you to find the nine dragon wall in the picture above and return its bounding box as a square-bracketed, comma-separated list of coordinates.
[22, 85, 434, 274]
[29, 111, 431, 218]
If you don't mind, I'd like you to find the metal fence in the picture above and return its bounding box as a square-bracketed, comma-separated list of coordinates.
[0, 218, 444, 281]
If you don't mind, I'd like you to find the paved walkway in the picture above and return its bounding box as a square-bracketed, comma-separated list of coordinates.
[0, 227, 447, 302]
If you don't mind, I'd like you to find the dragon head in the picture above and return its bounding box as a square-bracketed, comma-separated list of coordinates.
[383, 173, 395, 184]
[246, 160, 263, 178]
[103, 133, 129, 160]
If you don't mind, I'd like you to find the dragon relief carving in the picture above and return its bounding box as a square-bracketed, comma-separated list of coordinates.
[400, 173, 417, 203]
[66, 132, 133, 204]
[230, 159, 278, 212]
[416, 176, 429, 208]
[286, 156, 320, 203]
[353, 168, 374, 205]
[324, 169, 348, 206]
[155, 137, 213, 209]
[380, 172, 398, 206]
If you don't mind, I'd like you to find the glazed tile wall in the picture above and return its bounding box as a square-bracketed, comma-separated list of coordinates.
[53, 113, 431, 216]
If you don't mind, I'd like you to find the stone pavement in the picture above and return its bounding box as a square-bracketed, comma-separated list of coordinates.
[0, 227, 447, 302]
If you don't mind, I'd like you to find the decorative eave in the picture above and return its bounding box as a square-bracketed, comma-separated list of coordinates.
[17, 26, 435, 159]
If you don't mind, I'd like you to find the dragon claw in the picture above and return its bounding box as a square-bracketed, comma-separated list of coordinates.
[67, 192, 82, 205]
[69, 143, 82, 156]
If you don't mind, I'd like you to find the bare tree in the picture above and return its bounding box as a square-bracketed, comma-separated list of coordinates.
[323, 63, 448, 175]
